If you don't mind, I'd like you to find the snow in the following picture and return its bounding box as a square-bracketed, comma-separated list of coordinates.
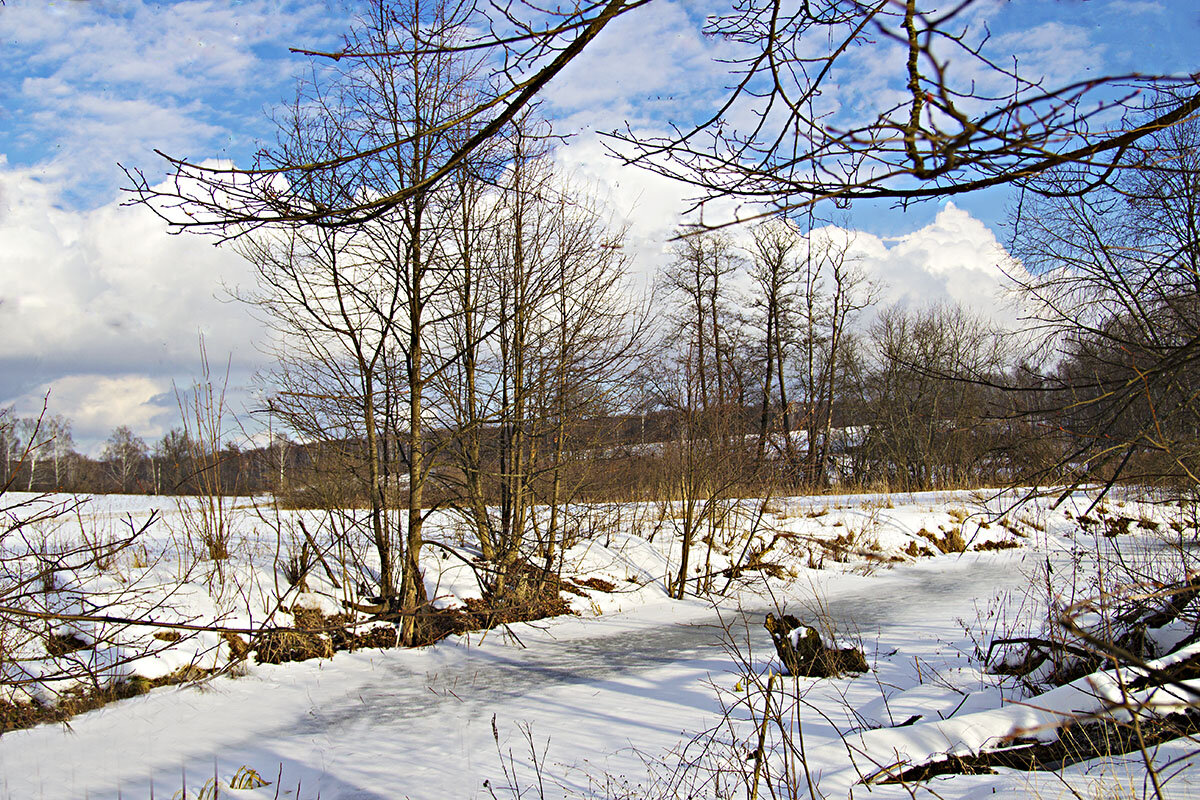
[1, 489, 1199, 798]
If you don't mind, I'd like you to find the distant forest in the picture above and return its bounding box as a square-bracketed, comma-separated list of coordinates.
[0, 293, 1182, 503]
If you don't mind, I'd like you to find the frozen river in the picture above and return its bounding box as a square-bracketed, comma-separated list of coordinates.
[0, 550, 1036, 800]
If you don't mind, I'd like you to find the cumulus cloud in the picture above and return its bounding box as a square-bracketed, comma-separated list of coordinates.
[0, 165, 265, 449]
[11, 375, 174, 456]
[554, 130, 1022, 323]
[555, 132, 699, 288]
[847, 203, 1022, 324]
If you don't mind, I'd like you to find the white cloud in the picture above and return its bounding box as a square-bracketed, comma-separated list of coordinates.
[843, 202, 1023, 325]
[5, 0, 327, 94]
[0, 165, 265, 448]
[544, 1, 728, 131]
[553, 129, 1023, 326]
[993, 21, 1103, 89]
[555, 132, 695, 287]
[12, 375, 172, 456]
[1, 0, 347, 203]
[1103, 0, 1165, 14]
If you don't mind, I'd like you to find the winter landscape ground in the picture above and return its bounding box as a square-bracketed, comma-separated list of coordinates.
[2, 488, 1198, 799]
[3, 2, 1198, 799]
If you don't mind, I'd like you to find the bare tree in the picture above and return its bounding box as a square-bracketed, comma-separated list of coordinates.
[239, 122, 401, 607]
[175, 341, 239, 563]
[14, 418, 44, 493]
[661, 231, 742, 412]
[746, 218, 802, 465]
[347, 0, 492, 644]
[856, 303, 1010, 490]
[14, 413, 75, 492]
[236, 0, 491, 644]
[103, 426, 148, 494]
[0, 407, 16, 489]
[45, 416, 74, 491]
[647, 348, 749, 599]
[435, 122, 645, 594]
[653, 232, 755, 596]
[152, 429, 190, 495]
[743, 219, 874, 485]
[802, 227, 876, 486]
[1010, 109, 1200, 496]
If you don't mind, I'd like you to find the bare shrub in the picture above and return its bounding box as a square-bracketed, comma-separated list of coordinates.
[174, 338, 240, 567]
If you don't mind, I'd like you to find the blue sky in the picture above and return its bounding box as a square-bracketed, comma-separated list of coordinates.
[1, 0, 350, 204]
[1, 0, 1196, 451]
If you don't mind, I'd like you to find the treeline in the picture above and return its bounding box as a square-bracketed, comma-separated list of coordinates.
[279, 287, 1047, 508]
[0, 417, 283, 496]
[633, 224, 1038, 498]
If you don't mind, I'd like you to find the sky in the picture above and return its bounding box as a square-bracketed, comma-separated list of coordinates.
[1, 0, 1196, 453]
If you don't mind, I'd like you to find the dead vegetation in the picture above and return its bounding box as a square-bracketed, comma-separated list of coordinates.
[242, 562, 579, 664]
[919, 526, 967, 554]
[573, 576, 617, 592]
[0, 663, 214, 735]
[973, 539, 1021, 552]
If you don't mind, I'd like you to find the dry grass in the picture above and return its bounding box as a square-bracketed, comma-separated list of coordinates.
[973, 538, 1021, 551]
[918, 526, 966, 554]
[0, 664, 214, 735]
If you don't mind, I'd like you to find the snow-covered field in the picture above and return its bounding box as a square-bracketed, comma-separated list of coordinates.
[2, 488, 1198, 799]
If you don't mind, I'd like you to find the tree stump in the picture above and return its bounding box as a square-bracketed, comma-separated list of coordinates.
[764, 612, 868, 677]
